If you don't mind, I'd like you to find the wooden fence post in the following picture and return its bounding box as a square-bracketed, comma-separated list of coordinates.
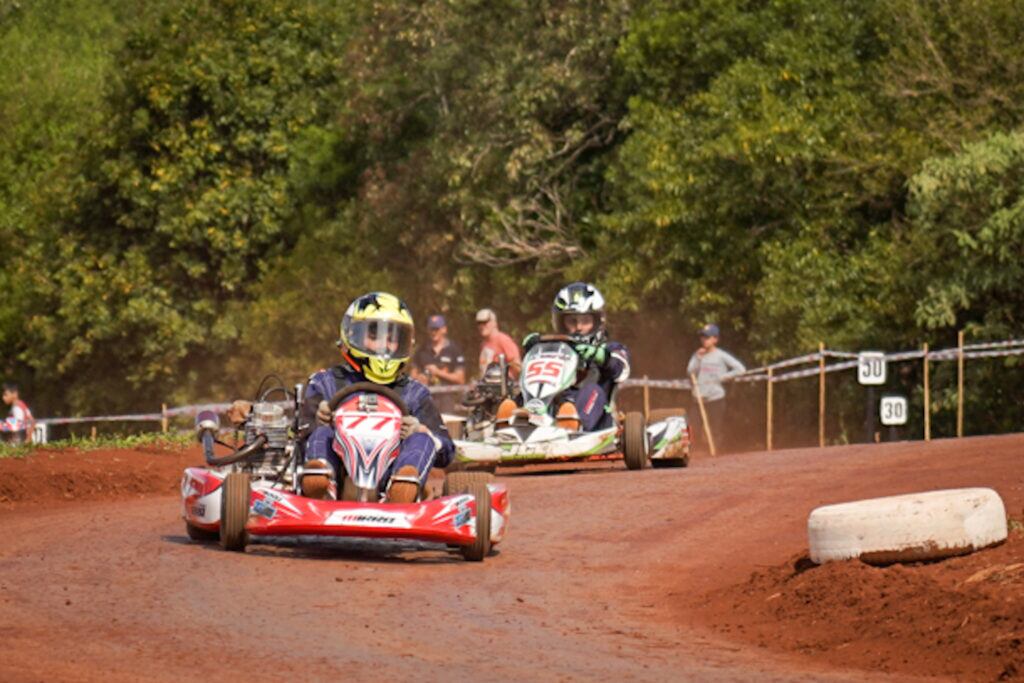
[690, 373, 716, 457]
[818, 341, 826, 448]
[767, 366, 774, 452]
[923, 343, 931, 442]
[642, 376, 650, 421]
[957, 330, 964, 438]
[161, 403, 169, 434]
[90, 426, 97, 441]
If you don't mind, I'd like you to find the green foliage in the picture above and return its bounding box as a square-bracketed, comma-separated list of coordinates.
[3, 0, 1024, 441]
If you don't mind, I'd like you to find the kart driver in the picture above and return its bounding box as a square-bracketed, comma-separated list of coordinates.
[503, 282, 630, 432]
[229, 292, 454, 503]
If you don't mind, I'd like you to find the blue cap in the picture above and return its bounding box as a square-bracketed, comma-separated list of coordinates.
[427, 314, 447, 330]
[700, 323, 720, 337]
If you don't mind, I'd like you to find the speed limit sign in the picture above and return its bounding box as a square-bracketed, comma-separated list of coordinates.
[880, 396, 908, 426]
[857, 352, 887, 386]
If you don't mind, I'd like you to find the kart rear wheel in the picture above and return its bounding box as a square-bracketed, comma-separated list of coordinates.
[442, 471, 494, 496]
[220, 472, 251, 552]
[185, 521, 218, 542]
[623, 411, 648, 471]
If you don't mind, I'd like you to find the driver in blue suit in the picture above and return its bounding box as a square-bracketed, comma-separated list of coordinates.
[230, 292, 453, 502]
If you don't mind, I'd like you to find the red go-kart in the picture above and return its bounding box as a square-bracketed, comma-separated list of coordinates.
[181, 382, 509, 561]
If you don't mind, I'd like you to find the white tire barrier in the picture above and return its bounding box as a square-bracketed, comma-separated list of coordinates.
[808, 488, 1007, 565]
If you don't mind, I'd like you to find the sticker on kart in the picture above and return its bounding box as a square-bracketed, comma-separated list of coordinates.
[325, 508, 413, 528]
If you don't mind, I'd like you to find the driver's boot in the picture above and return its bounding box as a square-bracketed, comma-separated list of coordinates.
[300, 459, 331, 499]
[386, 465, 421, 504]
[496, 399, 516, 423]
[556, 402, 581, 431]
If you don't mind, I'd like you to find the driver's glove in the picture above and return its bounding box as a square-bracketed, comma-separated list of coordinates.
[316, 400, 333, 425]
[574, 342, 608, 366]
[400, 415, 422, 439]
[522, 332, 540, 351]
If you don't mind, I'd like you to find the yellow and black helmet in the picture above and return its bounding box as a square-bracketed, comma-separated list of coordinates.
[339, 292, 415, 384]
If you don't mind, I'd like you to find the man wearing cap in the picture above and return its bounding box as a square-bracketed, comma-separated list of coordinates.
[687, 324, 746, 452]
[411, 314, 466, 413]
[475, 308, 521, 379]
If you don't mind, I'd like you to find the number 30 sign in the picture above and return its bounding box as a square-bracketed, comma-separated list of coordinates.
[857, 352, 887, 386]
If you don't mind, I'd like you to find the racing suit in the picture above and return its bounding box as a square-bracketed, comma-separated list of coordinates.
[301, 364, 454, 489]
[563, 341, 630, 432]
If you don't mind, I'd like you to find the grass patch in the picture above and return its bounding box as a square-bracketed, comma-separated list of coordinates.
[0, 431, 193, 458]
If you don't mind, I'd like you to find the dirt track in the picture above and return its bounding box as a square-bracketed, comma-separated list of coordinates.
[1, 435, 1022, 682]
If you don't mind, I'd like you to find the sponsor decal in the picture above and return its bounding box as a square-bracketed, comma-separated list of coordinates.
[251, 498, 277, 519]
[453, 500, 472, 528]
[325, 509, 411, 528]
[190, 504, 206, 517]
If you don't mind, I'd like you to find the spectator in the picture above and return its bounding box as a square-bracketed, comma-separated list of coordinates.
[410, 314, 466, 413]
[1, 383, 35, 445]
[686, 324, 745, 452]
[475, 308, 521, 379]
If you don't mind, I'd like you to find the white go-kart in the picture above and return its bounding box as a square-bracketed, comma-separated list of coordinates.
[451, 335, 691, 471]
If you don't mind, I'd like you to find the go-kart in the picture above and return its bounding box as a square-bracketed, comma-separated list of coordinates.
[451, 335, 690, 470]
[181, 381, 509, 561]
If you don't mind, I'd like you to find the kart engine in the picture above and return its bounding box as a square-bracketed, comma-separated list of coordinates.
[243, 402, 293, 476]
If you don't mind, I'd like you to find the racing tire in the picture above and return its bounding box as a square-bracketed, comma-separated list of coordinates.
[808, 488, 1007, 565]
[185, 522, 218, 543]
[445, 479, 492, 562]
[442, 471, 495, 496]
[622, 412, 648, 471]
[219, 472, 251, 552]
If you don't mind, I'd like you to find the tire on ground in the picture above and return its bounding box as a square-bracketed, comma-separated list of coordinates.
[443, 472, 494, 561]
[219, 472, 251, 552]
[808, 487, 1008, 565]
[622, 412, 648, 471]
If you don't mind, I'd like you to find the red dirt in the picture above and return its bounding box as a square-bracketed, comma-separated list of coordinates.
[0, 444, 200, 507]
[1, 434, 1023, 681]
[698, 530, 1024, 681]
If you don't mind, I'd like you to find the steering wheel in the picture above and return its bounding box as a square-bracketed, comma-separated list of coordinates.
[327, 381, 410, 415]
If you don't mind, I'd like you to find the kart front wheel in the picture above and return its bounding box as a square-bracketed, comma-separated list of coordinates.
[220, 472, 251, 552]
[623, 412, 648, 471]
[443, 472, 494, 561]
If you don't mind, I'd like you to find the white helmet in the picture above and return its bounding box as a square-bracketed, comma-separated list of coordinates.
[551, 282, 606, 343]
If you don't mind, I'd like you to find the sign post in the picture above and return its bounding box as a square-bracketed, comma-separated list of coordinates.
[858, 352, 887, 443]
[880, 395, 908, 441]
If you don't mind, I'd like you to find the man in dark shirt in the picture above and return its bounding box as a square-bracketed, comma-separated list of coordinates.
[410, 314, 466, 413]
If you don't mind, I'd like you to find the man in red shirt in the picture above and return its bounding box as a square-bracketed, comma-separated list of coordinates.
[1, 383, 34, 444]
[475, 308, 521, 379]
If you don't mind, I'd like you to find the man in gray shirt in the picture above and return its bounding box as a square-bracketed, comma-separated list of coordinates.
[686, 324, 746, 452]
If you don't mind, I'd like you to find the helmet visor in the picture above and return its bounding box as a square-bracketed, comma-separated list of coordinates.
[344, 319, 413, 360]
[553, 312, 597, 336]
